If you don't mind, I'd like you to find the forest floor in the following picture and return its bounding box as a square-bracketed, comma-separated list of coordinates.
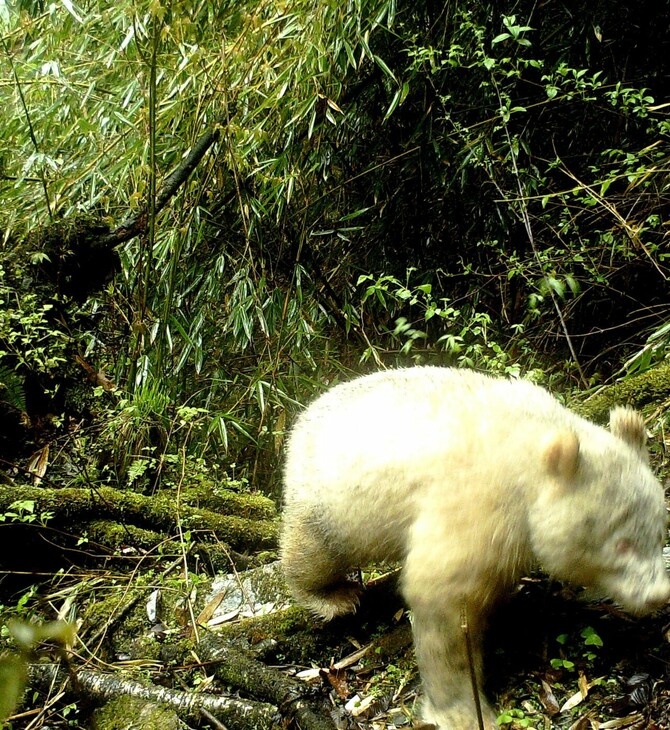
[2, 369, 670, 729]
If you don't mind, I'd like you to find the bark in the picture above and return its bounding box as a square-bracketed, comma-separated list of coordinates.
[30, 663, 281, 729]
[198, 631, 336, 730]
[99, 128, 220, 248]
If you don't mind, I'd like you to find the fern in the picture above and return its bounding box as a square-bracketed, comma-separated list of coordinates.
[0, 363, 27, 412]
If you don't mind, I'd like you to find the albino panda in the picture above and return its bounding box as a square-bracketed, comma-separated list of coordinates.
[280, 367, 670, 729]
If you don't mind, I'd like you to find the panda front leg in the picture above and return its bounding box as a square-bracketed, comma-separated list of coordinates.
[402, 516, 502, 730]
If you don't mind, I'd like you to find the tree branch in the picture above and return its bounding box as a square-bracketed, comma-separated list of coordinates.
[30, 663, 280, 729]
[99, 128, 220, 247]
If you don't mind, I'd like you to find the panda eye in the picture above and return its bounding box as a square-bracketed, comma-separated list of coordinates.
[615, 538, 634, 555]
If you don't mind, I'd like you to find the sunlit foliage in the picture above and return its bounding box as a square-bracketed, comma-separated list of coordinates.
[1, 0, 669, 483]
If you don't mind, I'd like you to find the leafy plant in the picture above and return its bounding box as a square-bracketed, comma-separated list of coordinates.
[497, 706, 537, 728]
[0, 266, 69, 377]
[2, 0, 668, 486]
[550, 626, 604, 671]
[357, 270, 530, 374]
[0, 499, 53, 526]
[0, 363, 26, 412]
[0, 620, 75, 723]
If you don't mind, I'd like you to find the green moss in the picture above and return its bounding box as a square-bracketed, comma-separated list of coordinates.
[575, 361, 670, 423]
[179, 481, 277, 521]
[87, 520, 163, 551]
[212, 605, 334, 664]
[91, 696, 179, 730]
[0, 484, 278, 553]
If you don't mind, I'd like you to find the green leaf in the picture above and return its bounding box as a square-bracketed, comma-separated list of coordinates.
[491, 32, 511, 45]
[581, 626, 603, 647]
[374, 54, 397, 81]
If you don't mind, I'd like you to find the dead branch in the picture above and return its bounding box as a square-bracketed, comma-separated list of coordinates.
[99, 128, 220, 247]
[198, 631, 336, 730]
[30, 663, 280, 729]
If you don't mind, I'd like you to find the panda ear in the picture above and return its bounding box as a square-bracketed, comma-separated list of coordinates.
[543, 431, 580, 481]
[609, 407, 648, 458]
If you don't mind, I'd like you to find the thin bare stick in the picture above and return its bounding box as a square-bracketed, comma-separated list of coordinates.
[461, 604, 485, 730]
[200, 708, 230, 730]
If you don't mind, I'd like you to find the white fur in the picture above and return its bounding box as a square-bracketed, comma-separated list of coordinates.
[281, 367, 670, 729]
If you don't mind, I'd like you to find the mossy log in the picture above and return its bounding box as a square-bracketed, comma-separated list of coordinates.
[205, 573, 409, 666]
[154, 578, 411, 728]
[574, 360, 670, 423]
[30, 663, 280, 729]
[85, 519, 166, 552]
[0, 484, 277, 554]
[178, 481, 277, 520]
[197, 631, 337, 730]
[91, 696, 180, 730]
[22, 579, 409, 730]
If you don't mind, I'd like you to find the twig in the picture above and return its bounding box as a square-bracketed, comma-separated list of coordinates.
[86, 557, 182, 650]
[200, 708, 230, 729]
[557, 161, 667, 281]
[491, 81, 588, 387]
[461, 604, 485, 730]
